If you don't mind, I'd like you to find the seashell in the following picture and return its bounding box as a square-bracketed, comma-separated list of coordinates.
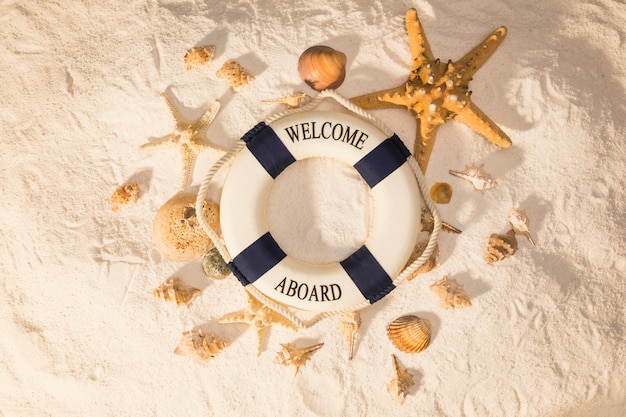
[215, 60, 254, 92]
[173, 329, 227, 362]
[274, 342, 324, 375]
[387, 354, 415, 405]
[152, 193, 220, 262]
[152, 276, 201, 308]
[485, 229, 518, 264]
[404, 241, 439, 281]
[429, 275, 472, 309]
[201, 247, 231, 280]
[298, 45, 347, 91]
[111, 183, 139, 211]
[386, 315, 431, 354]
[429, 182, 453, 204]
[507, 208, 535, 246]
[449, 163, 498, 191]
[184, 45, 216, 71]
[420, 207, 462, 234]
[340, 311, 361, 360]
[261, 93, 309, 108]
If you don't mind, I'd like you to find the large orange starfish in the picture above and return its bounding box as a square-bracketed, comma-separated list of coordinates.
[351, 8, 511, 172]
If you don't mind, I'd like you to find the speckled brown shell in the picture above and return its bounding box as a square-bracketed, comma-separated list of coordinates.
[184, 45, 216, 71]
[152, 193, 219, 262]
[485, 229, 518, 264]
[111, 183, 139, 211]
[298, 45, 347, 91]
[386, 315, 431, 354]
[429, 182, 453, 204]
[215, 60, 254, 91]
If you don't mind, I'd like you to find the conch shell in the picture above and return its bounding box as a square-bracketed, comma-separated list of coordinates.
[298, 45, 347, 91]
[429, 275, 472, 309]
[173, 329, 227, 362]
[507, 208, 535, 246]
[152, 276, 201, 308]
[386, 315, 431, 354]
[429, 182, 453, 204]
[152, 193, 220, 262]
[216, 60, 254, 91]
[387, 354, 415, 405]
[274, 342, 324, 375]
[449, 163, 498, 191]
[184, 45, 216, 71]
[261, 93, 309, 108]
[485, 229, 518, 264]
[340, 311, 361, 360]
[111, 183, 139, 211]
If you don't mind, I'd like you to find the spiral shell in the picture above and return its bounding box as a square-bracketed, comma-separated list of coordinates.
[429, 275, 472, 309]
[152, 193, 220, 262]
[485, 229, 518, 264]
[298, 45, 347, 91]
[152, 276, 201, 308]
[429, 182, 453, 204]
[173, 329, 227, 362]
[274, 342, 324, 375]
[386, 315, 431, 354]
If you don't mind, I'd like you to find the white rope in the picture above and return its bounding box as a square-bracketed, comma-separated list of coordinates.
[196, 90, 441, 329]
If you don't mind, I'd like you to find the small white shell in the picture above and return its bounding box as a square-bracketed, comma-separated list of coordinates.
[173, 329, 227, 362]
[386, 315, 431, 354]
[261, 93, 309, 108]
[340, 311, 361, 360]
[152, 276, 201, 308]
[449, 163, 498, 191]
[485, 229, 518, 264]
[507, 208, 535, 246]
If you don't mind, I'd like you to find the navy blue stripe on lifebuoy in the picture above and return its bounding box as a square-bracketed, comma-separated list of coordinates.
[241, 122, 296, 179]
[340, 246, 394, 304]
[228, 232, 287, 286]
[353, 134, 410, 188]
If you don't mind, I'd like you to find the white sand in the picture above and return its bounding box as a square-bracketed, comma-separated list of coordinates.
[1, 1, 625, 416]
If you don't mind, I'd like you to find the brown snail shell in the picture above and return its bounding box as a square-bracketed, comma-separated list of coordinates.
[485, 229, 518, 264]
[152, 193, 219, 262]
[298, 45, 347, 91]
[429, 182, 453, 204]
[386, 315, 431, 354]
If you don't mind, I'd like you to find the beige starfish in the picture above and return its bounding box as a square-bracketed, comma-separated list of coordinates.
[351, 8, 511, 172]
[218, 291, 298, 355]
[141, 93, 226, 190]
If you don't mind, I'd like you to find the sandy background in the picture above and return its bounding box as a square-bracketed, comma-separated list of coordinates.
[1, 0, 625, 416]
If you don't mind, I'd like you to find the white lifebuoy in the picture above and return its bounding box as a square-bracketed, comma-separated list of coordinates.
[219, 109, 423, 312]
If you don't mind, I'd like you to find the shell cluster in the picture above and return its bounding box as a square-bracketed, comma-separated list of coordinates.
[449, 163, 498, 191]
[388, 354, 415, 405]
[429, 275, 472, 309]
[174, 329, 227, 362]
[298, 45, 347, 91]
[274, 342, 324, 375]
[184, 45, 216, 71]
[386, 315, 431, 354]
[429, 182, 453, 204]
[485, 229, 518, 264]
[216, 60, 254, 91]
[152, 193, 220, 262]
[152, 276, 201, 308]
[110, 183, 139, 211]
[340, 311, 361, 360]
[201, 247, 231, 280]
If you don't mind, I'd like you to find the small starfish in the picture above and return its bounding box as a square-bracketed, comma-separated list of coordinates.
[140, 93, 226, 190]
[351, 8, 511, 172]
[218, 291, 298, 355]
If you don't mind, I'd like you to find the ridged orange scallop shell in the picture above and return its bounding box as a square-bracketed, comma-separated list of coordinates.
[386, 315, 431, 354]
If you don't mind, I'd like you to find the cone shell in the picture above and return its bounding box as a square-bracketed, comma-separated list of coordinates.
[152, 276, 201, 308]
[184, 45, 216, 71]
[111, 183, 139, 211]
[429, 182, 453, 204]
[485, 229, 518, 264]
[174, 329, 227, 362]
[152, 193, 219, 262]
[216, 60, 254, 91]
[298, 45, 347, 91]
[386, 315, 431, 354]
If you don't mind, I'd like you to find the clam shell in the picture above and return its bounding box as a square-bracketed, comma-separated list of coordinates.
[298, 45, 347, 91]
[429, 182, 453, 204]
[386, 315, 431, 354]
[152, 193, 220, 262]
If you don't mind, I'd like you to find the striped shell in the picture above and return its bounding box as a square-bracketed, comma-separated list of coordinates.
[485, 229, 518, 264]
[298, 45, 347, 91]
[386, 315, 431, 354]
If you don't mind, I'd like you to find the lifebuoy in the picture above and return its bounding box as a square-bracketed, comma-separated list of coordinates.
[219, 109, 423, 312]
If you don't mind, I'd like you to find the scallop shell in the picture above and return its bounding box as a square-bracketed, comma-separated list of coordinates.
[261, 93, 309, 108]
[298, 45, 347, 91]
[507, 208, 535, 246]
[111, 183, 139, 211]
[215, 60, 254, 91]
[152, 276, 201, 308]
[152, 193, 220, 262]
[274, 342, 324, 375]
[429, 182, 453, 204]
[201, 247, 231, 280]
[449, 163, 498, 191]
[173, 329, 227, 362]
[340, 311, 361, 360]
[386, 315, 431, 354]
[485, 229, 518, 264]
[387, 354, 415, 405]
[404, 241, 439, 281]
[184, 45, 216, 71]
[429, 275, 472, 309]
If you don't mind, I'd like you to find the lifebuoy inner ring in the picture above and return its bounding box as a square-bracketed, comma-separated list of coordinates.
[219, 110, 422, 312]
